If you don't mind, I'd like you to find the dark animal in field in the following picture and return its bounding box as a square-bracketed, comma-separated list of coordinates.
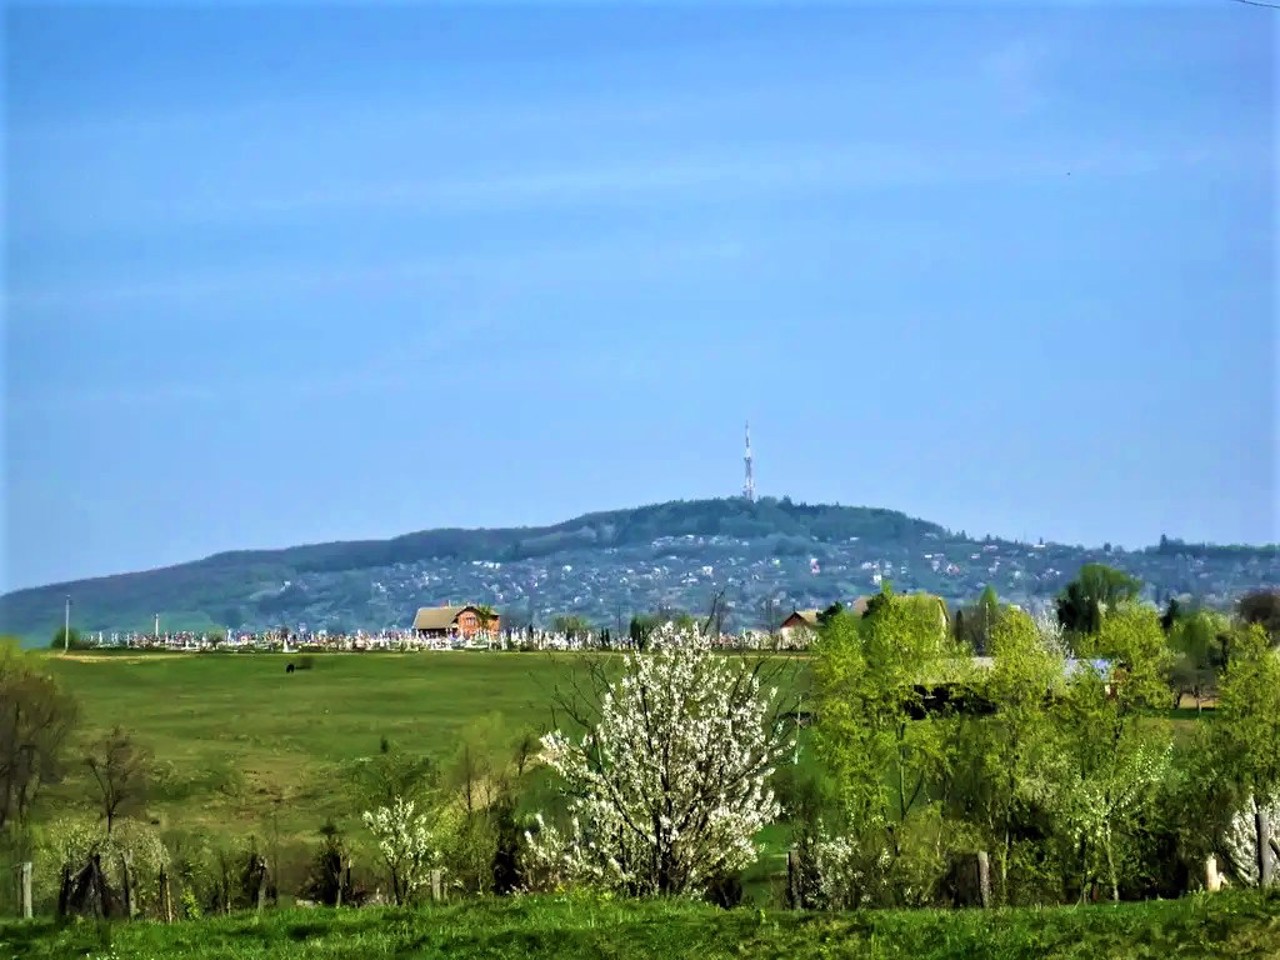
[286, 663, 295, 674]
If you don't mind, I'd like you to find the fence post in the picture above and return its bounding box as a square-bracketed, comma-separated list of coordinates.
[121, 852, 135, 919]
[786, 846, 799, 909]
[1258, 810, 1275, 888]
[20, 863, 33, 920]
[158, 867, 173, 923]
[976, 851, 991, 909]
[256, 857, 268, 913]
[57, 865, 71, 918]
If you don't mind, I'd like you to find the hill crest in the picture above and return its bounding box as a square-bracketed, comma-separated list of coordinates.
[2, 498, 1275, 641]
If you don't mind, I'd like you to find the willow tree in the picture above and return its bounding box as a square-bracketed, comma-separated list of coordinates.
[976, 606, 1065, 903]
[813, 588, 970, 902]
[1027, 603, 1174, 902]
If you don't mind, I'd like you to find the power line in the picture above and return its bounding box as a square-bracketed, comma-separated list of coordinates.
[1229, 0, 1280, 9]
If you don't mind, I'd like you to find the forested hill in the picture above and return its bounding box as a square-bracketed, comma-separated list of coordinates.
[2, 497, 1276, 641]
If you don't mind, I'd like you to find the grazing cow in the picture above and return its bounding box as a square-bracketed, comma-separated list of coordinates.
[286, 663, 295, 674]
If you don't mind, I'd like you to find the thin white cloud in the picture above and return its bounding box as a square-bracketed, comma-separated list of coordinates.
[98, 138, 1233, 231]
[7, 235, 748, 313]
[9, 83, 805, 150]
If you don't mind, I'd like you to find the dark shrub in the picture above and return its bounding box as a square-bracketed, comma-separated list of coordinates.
[705, 873, 744, 909]
[300, 822, 358, 907]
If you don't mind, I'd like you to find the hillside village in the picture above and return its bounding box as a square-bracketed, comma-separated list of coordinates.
[232, 529, 1275, 637]
[4, 499, 1275, 640]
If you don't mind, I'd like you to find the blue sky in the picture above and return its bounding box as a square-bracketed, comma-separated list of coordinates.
[3, 1, 1276, 592]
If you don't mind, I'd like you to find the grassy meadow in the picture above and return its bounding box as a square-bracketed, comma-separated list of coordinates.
[40, 652, 634, 833]
[33, 648, 1204, 836]
[26, 650, 812, 904]
[4, 890, 1278, 960]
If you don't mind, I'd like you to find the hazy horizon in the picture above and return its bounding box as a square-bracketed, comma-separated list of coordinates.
[4, 2, 1275, 592]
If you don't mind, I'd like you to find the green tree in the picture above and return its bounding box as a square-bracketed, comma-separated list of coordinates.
[814, 587, 969, 899]
[1056, 564, 1142, 637]
[84, 727, 155, 836]
[976, 606, 1065, 902]
[0, 641, 80, 833]
[1213, 624, 1280, 811]
[1032, 604, 1173, 902]
[1167, 609, 1228, 712]
[1084, 603, 1173, 711]
[439, 716, 540, 895]
[817, 602, 845, 627]
[955, 586, 1002, 655]
[552, 614, 592, 640]
[628, 613, 662, 650]
[345, 737, 439, 814]
[1237, 590, 1280, 647]
[861, 586, 892, 623]
[50, 626, 90, 651]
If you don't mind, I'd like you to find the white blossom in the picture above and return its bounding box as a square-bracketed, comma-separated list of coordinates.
[811, 833, 894, 909]
[1221, 796, 1280, 887]
[527, 623, 792, 895]
[1031, 605, 1069, 659]
[361, 796, 441, 905]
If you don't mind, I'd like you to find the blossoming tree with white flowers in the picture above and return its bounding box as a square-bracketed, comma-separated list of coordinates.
[527, 622, 795, 896]
[1033, 603, 1175, 902]
[362, 796, 441, 905]
[1212, 624, 1280, 886]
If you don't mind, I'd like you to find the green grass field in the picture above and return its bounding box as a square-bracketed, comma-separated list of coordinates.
[3, 890, 1278, 960]
[33, 649, 1199, 839]
[34, 651, 814, 868]
[40, 652, 617, 835]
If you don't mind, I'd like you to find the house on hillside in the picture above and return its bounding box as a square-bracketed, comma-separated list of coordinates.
[779, 593, 949, 639]
[779, 609, 821, 638]
[411, 605, 499, 640]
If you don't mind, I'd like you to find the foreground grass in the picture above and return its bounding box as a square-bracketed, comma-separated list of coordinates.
[3, 890, 1278, 960]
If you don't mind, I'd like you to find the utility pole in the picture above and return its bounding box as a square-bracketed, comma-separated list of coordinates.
[64, 596, 71, 653]
[743, 421, 756, 503]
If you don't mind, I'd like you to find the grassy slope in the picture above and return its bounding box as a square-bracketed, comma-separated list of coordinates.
[41, 652, 591, 836]
[39, 652, 814, 838]
[3, 891, 1279, 960]
[37, 650, 1193, 834]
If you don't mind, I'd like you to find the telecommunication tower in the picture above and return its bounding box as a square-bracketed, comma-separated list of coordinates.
[743, 422, 756, 502]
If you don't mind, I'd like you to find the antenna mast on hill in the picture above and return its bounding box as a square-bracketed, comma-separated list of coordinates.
[743, 422, 756, 503]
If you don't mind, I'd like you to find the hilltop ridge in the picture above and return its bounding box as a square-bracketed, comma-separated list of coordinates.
[2, 497, 1275, 641]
